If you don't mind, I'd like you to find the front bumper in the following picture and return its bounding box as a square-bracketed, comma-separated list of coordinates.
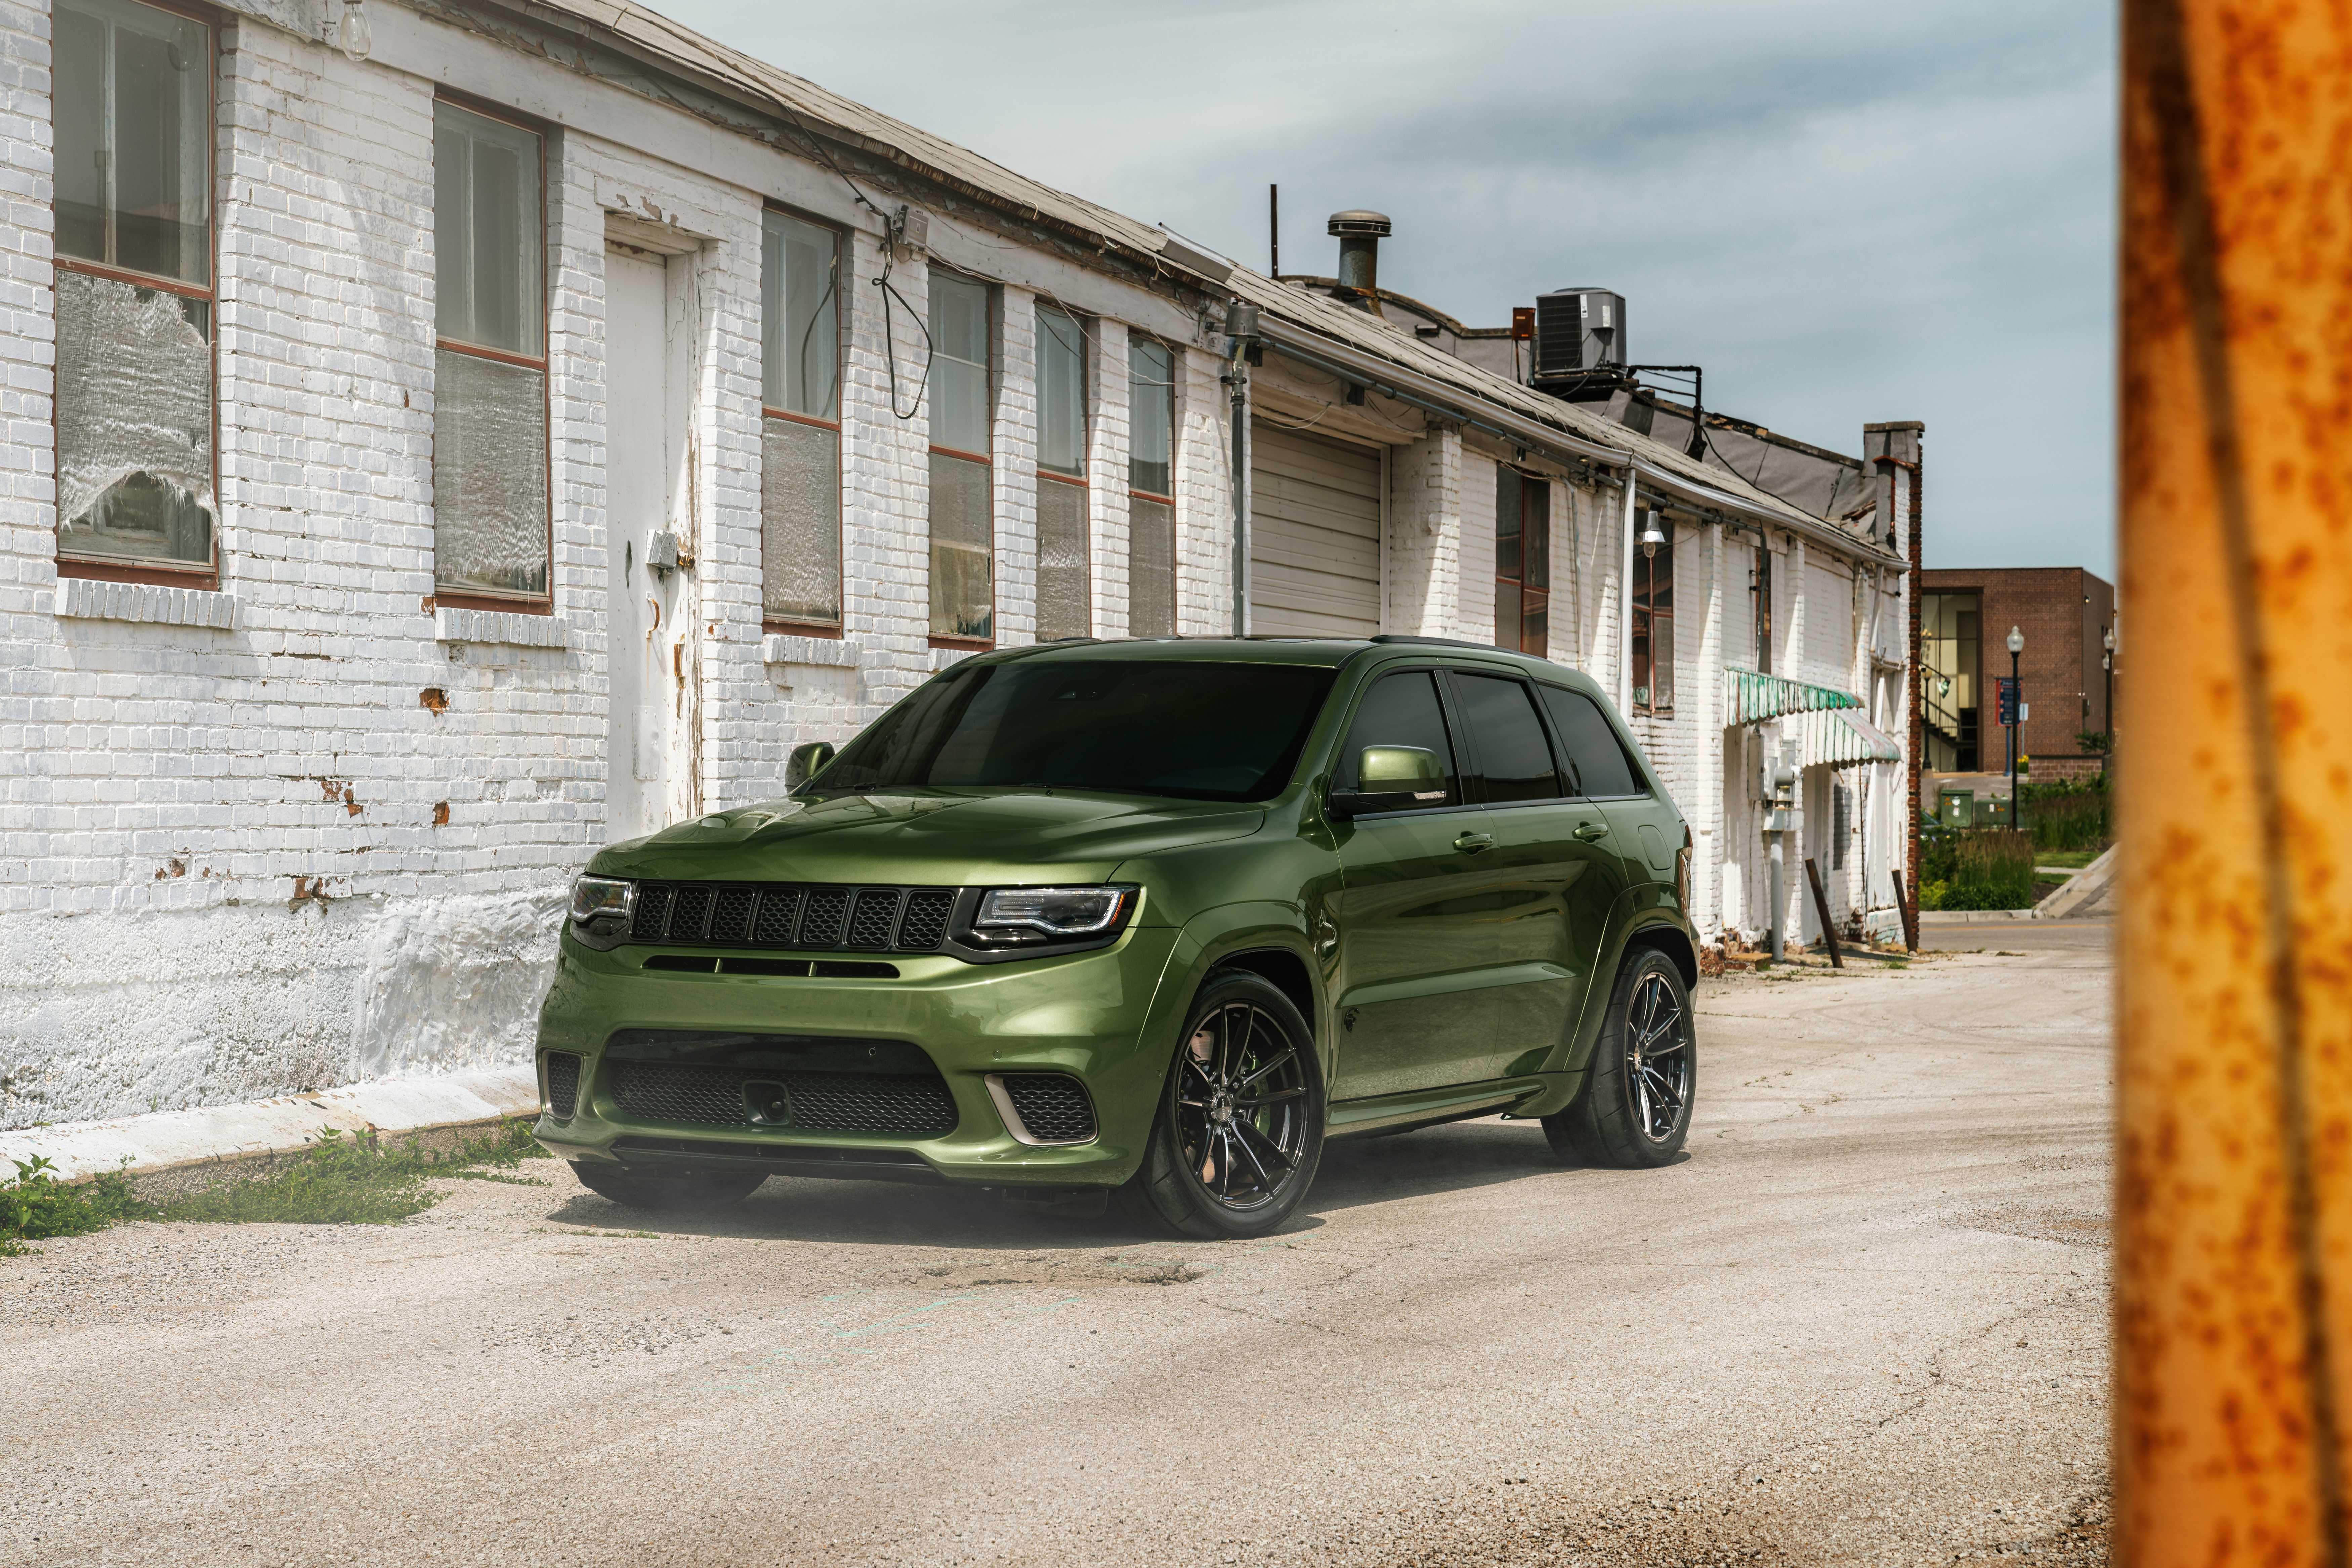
[530, 923, 1185, 1188]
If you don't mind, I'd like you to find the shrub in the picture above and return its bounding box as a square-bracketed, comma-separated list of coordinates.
[1916, 827, 2038, 910]
[0, 1156, 150, 1256]
[2022, 775, 2110, 852]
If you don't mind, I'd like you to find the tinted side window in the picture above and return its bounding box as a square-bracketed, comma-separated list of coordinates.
[1538, 684, 1643, 798]
[1451, 673, 1562, 804]
[1335, 671, 1460, 808]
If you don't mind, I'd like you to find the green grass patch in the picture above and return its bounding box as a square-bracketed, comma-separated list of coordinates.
[1919, 828, 2041, 910]
[2034, 847, 2104, 870]
[0, 1117, 549, 1252]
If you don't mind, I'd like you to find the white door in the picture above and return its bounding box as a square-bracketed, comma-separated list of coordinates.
[604, 246, 690, 840]
[1250, 423, 1382, 637]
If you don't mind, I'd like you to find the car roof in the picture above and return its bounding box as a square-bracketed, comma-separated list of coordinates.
[969, 635, 1582, 679]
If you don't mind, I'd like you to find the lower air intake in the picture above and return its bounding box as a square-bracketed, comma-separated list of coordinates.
[544, 1052, 580, 1120]
[608, 1060, 957, 1139]
[999, 1073, 1097, 1144]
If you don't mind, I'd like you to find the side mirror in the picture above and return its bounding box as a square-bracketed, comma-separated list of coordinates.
[786, 740, 837, 790]
[1328, 745, 1447, 818]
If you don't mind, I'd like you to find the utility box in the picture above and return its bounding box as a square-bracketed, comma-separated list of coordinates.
[1937, 789, 1975, 828]
[1979, 795, 2012, 828]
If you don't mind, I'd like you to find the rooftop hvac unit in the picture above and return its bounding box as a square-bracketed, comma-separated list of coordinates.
[1533, 288, 1627, 380]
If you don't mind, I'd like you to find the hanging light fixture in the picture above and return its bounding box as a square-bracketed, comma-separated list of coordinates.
[335, 0, 373, 63]
[1639, 510, 1667, 558]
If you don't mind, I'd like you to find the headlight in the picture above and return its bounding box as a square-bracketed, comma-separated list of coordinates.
[569, 875, 634, 927]
[974, 886, 1132, 940]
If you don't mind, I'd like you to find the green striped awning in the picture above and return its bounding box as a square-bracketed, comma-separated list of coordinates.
[1723, 667, 1865, 726]
[1798, 709, 1903, 769]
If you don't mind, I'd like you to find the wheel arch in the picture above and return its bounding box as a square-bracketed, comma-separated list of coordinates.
[1208, 946, 1319, 1037]
[1622, 919, 1699, 990]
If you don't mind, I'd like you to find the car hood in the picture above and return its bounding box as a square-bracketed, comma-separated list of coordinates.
[591, 788, 1266, 899]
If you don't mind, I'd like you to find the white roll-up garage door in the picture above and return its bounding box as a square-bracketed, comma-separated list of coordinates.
[1250, 423, 1382, 637]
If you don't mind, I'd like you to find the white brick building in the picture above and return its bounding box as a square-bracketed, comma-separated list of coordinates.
[1, 0, 1915, 1129]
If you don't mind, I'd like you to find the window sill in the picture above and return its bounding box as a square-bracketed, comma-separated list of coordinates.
[762, 633, 859, 669]
[435, 605, 569, 649]
[54, 576, 239, 630]
[930, 643, 990, 672]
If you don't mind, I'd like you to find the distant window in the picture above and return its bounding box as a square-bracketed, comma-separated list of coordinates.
[432, 100, 548, 604]
[1034, 303, 1090, 642]
[1631, 511, 1674, 713]
[54, 0, 216, 581]
[1451, 672, 1561, 804]
[761, 209, 843, 631]
[1334, 671, 1460, 810]
[1127, 338, 1177, 638]
[1494, 468, 1549, 656]
[1921, 591, 1982, 771]
[1538, 683, 1643, 798]
[928, 272, 994, 643]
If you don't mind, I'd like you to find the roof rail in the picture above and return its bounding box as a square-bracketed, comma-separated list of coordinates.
[1370, 634, 1502, 651]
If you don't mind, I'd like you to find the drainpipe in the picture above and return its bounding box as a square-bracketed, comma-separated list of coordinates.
[1225, 301, 1260, 635]
[1618, 474, 1638, 714]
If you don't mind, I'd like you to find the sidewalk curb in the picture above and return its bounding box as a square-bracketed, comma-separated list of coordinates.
[1918, 909, 2037, 924]
[2034, 844, 2119, 920]
[0, 1066, 539, 1192]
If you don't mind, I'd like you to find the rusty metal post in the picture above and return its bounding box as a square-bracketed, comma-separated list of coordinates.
[2119, 4, 2352, 1565]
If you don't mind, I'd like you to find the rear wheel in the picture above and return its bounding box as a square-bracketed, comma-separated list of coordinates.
[570, 1162, 766, 1211]
[1544, 948, 1695, 1168]
[1118, 971, 1325, 1239]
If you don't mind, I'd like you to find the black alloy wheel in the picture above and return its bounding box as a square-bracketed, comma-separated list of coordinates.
[1544, 946, 1696, 1168]
[1119, 970, 1326, 1238]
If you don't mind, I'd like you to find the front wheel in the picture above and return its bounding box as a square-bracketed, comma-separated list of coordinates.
[570, 1162, 766, 1211]
[1544, 947, 1695, 1168]
[1118, 971, 1326, 1239]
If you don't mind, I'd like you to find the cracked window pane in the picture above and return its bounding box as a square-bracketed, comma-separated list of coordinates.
[57, 0, 211, 287]
[1036, 476, 1089, 641]
[763, 415, 841, 627]
[433, 348, 548, 598]
[56, 268, 215, 569]
[929, 450, 993, 641]
[1129, 495, 1175, 638]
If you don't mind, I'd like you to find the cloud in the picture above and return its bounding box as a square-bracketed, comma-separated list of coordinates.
[658, 0, 2117, 576]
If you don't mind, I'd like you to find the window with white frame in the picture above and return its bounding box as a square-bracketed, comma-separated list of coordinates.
[54, 0, 216, 582]
[927, 272, 994, 644]
[1127, 338, 1177, 637]
[761, 209, 843, 631]
[432, 100, 549, 605]
[1034, 303, 1089, 641]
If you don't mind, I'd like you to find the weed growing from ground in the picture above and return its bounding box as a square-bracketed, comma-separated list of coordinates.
[0, 1157, 149, 1257]
[0, 1117, 549, 1251]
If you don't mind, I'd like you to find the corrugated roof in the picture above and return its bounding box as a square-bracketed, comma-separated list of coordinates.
[526, 0, 1888, 555]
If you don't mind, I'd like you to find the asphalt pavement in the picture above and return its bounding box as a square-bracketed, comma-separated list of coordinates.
[2, 931, 2113, 1567]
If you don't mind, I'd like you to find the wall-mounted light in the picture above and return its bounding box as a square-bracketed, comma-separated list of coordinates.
[336, 0, 373, 64]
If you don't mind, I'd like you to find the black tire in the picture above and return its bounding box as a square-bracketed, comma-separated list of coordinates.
[570, 1161, 766, 1211]
[1544, 947, 1695, 1168]
[1117, 970, 1326, 1239]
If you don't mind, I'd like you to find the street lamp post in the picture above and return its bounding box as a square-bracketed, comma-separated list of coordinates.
[2006, 625, 2025, 832]
[2102, 624, 2116, 750]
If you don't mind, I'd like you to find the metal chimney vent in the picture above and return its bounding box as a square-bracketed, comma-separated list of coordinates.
[1534, 287, 1628, 379]
[1328, 209, 1392, 314]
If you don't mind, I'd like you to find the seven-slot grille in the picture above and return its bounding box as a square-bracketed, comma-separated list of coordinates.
[1001, 1073, 1098, 1143]
[629, 883, 955, 954]
[608, 1060, 958, 1138]
[543, 1052, 580, 1120]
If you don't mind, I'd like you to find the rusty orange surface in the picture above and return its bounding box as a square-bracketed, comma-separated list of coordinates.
[2119, 2, 2352, 1564]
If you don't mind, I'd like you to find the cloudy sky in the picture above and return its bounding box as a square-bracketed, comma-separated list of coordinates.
[665, 0, 2117, 578]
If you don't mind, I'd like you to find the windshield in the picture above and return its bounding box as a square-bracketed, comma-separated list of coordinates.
[807, 659, 1336, 803]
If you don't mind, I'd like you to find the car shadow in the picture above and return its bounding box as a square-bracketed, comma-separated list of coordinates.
[535, 1116, 1683, 1249]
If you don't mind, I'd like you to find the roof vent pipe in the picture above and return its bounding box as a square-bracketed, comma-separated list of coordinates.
[1328, 210, 1391, 316]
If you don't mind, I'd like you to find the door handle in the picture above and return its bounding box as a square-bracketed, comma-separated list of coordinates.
[1573, 821, 1611, 842]
[1453, 832, 1496, 854]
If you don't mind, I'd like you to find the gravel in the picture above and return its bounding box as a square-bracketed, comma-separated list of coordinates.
[0, 932, 2112, 1566]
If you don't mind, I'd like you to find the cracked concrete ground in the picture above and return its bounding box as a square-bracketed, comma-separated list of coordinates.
[1, 928, 2112, 1567]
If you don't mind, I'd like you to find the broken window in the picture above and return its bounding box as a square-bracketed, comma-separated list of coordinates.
[1127, 338, 1176, 638]
[928, 272, 993, 643]
[55, 0, 215, 577]
[432, 100, 548, 603]
[1632, 510, 1675, 714]
[1035, 304, 1089, 641]
[761, 208, 843, 630]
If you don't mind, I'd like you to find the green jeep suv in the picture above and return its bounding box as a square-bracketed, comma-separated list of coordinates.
[534, 636, 1698, 1238]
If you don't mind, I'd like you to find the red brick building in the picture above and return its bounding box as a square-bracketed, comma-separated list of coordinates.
[1917, 567, 2116, 776]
